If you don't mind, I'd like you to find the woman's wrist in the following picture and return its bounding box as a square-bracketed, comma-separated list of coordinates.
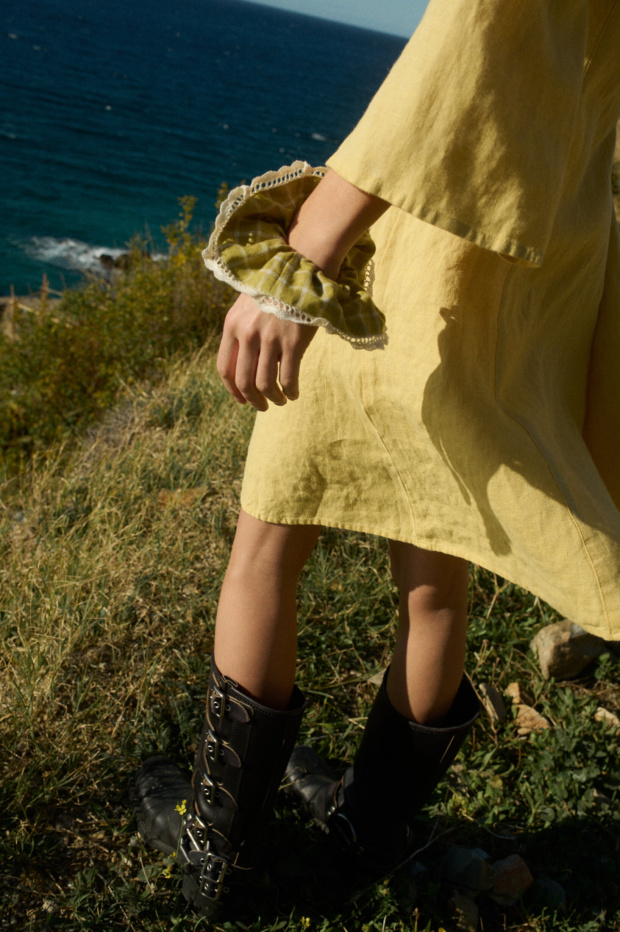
[287, 168, 389, 279]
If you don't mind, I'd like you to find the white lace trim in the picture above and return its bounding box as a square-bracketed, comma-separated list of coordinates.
[203, 161, 385, 350]
[208, 160, 326, 244]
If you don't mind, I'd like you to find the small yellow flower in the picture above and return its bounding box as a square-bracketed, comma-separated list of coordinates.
[163, 865, 173, 878]
[301, 919, 311, 930]
[175, 799, 187, 816]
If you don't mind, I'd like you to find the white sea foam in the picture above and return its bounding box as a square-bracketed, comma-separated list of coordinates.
[20, 237, 165, 273]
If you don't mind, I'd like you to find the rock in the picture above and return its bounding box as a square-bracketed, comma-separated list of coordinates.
[398, 860, 427, 909]
[514, 704, 550, 735]
[594, 706, 620, 730]
[478, 682, 507, 724]
[98, 253, 115, 269]
[530, 875, 567, 909]
[489, 854, 534, 906]
[504, 682, 550, 734]
[450, 889, 479, 930]
[530, 620, 607, 679]
[505, 682, 534, 706]
[439, 846, 494, 894]
[114, 252, 133, 270]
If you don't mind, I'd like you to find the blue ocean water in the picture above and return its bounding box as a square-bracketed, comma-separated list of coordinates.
[1, 0, 405, 294]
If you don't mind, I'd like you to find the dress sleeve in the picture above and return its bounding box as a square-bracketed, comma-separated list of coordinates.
[327, 0, 588, 266]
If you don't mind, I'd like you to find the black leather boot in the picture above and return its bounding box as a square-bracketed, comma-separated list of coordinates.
[133, 659, 305, 920]
[285, 671, 479, 876]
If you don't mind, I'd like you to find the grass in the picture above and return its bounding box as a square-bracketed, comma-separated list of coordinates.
[1, 347, 619, 931]
[1, 199, 620, 930]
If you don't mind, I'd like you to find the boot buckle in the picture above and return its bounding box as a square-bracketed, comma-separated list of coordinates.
[205, 727, 222, 763]
[199, 842, 228, 901]
[184, 812, 208, 852]
[210, 684, 227, 724]
[200, 771, 217, 805]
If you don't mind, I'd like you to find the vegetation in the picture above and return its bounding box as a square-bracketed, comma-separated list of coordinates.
[0, 197, 235, 474]
[1, 208, 619, 931]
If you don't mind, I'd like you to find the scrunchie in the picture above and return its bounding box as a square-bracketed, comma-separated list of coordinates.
[203, 161, 387, 349]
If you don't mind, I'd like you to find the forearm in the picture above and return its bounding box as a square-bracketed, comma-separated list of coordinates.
[287, 168, 389, 279]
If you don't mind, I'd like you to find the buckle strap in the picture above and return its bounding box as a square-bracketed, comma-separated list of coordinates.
[183, 810, 208, 854]
[202, 726, 242, 769]
[209, 683, 227, 724]
[200, 770, 217, 806]
[205, 727, 222, 763]
[199, 842, 229, 901]
[208, 680, 252, 726]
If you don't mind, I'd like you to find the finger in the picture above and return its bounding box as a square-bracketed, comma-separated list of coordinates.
[278, 352, 300, 401]
[216, 330, 246, 404]
[278, 326, 317, 401]
[235, 337, 269, 411]
[255, 337, 287, 406]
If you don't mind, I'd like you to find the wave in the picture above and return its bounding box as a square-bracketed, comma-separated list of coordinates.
[18, 236, 166, 274]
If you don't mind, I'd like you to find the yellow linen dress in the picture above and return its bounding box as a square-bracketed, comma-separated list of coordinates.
[240, 0, 620, 640]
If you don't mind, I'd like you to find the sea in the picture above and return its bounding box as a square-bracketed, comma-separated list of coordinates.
[1, 0, 406, 295]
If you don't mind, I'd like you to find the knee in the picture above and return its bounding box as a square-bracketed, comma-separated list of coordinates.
[389, 540, 469, 614]
[228, 512, 320, 583]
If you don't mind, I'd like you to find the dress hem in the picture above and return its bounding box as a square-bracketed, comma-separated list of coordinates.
[240, 501, 615, 642]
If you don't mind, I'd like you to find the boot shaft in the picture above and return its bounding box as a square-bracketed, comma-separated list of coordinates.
[351, 672, 480, 827]
[181, 659, 305, 911]
[189, 661, 305, 860]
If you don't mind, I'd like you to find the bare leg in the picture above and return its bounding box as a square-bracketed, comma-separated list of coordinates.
[387, 542, 469, 725]
[214, 509, 320, 710]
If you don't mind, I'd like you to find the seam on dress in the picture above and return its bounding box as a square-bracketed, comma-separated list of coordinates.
[493, 276, 612, 638]
[355, 394, 420, 543]
[584, 0, 619, 76]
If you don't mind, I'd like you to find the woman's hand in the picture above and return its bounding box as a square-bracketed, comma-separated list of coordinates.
[217, 293, 317, 411]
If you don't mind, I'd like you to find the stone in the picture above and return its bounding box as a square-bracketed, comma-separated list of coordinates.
[594, 706, 620, 730]
[504, 681, 550, 734]
[505, 682, 534, 706]
[98, 253, 115, 269]
[489, 854, 534, 905]
[397, 860, 427, 910]
[478, 682, 507, 724]
[439, 846, 494, 894]
[450, 889, 479, 931]
[530, 876, 567, 909]
[530, 620, 607, 680]
[514, 704, 550, 735]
